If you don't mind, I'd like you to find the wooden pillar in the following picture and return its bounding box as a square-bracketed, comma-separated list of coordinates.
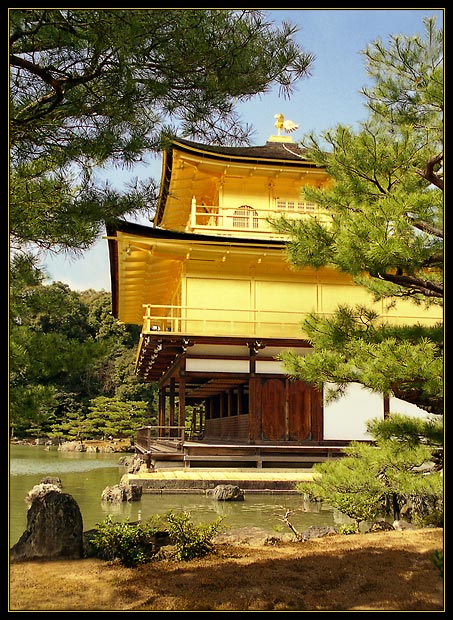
[284, 379, 290, 441]
[311, 386, 324, 441]
[200, 403, 205, 434]
[158, 388, 166, 437]
[237, 384, 243, 416]
[227, 389, 233, 417]
[169, 378, 176, 432]
[178, 377, 186, 440]
[190, 406, 196, 438]
[178, 352, 187, 441]
[248, 377, 261, 441]
[248, 341, 263, 442]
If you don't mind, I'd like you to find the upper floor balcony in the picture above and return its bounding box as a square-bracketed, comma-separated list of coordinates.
[142, 304, 309, 339]
[141, 302, 443, 341]
[185, 197, 329, 239]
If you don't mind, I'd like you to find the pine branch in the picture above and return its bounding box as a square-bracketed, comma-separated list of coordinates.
[376, 272, 443, 298]
[415, 153, 443, 190]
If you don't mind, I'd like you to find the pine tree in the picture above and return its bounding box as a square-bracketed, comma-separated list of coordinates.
[10, 9, 313, 252]
[273, 17, 443, 416]
[297, 415, 443, 530]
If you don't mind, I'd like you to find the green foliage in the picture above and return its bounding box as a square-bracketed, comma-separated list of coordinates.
[273, 17, 443, 303]
[366, 414, 443, 449]
[107, 348, 158, 404]
[297, 415, 443, 530]
[360, 17, 443, 140]
[10, 9, 313, 252]
[89, 515, 163, 567]
[9, 257, 156, 439]
[164, 510, 225, 561]
[89, 511, 224, 567]
[9, 384, 59, 438]
[83, 291, 141, 346]
[81, 397, 151, 439]
[278, 305, 443, 415]
[416, 509, 443, 529]
[298, 458, 382, 530]
[430, 550, 443, 577]
[337, 523, 358, 535]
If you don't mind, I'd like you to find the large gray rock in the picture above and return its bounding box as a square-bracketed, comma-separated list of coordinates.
[393, 519, 416, 530]
[25, 482, 62, 509]
[10, 491, 84, 561]
[101, 482, 143, 503]
[207, 484, 245, 501]
[58, 441, 86, 452]
[368, 520, 395, 532]
[299, 525, 338, 541]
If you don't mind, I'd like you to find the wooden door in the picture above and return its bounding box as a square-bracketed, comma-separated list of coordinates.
[257, 377, 322, 441]
[288, 381, 311, 440]
[261, 378, 286, 440]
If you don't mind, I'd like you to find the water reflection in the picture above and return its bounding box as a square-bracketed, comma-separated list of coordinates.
[9, 444, 354, 545]
[96, 491, 351, 538]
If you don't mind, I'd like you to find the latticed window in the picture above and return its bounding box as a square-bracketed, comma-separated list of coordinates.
[233, 205, 259, 228]
[276, 199, 316, 212]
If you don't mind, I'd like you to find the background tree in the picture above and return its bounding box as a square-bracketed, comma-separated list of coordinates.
[10, 255, 106, 436]
[10, 9, 314, 254]
[77, 397, 151, 440]
[273, 16, 443, 415]
[9, 256, 156, 438]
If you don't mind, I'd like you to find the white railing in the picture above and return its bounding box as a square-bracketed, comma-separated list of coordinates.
[142, 304, 308, 338]
[141, 304, 441, 339]
[186, 198, 327, 236]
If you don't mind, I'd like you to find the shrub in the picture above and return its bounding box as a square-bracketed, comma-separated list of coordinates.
[89, 511, 225, 567]
[297, 457, 382, 532]
[337, 523, 359, 535]
[296, 416, 443, 531]
[431, 549, 443, 577]
[89, 515, 162, 567]
[164, 510, 225, 561]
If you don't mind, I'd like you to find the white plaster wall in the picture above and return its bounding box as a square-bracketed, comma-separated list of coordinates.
[389, 397, 434, 420]
[255, 360, 284, 374]
[323, 382, 384, 441]
[323, 384, 436, 440]
[185, 358, 249, 373]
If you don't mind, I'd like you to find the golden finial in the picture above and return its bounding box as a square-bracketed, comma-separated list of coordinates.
[268, 113, 299, 143]
[274, 113, 299, 135]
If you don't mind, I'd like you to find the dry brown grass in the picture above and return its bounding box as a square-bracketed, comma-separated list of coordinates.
[9, 527, 443, 611]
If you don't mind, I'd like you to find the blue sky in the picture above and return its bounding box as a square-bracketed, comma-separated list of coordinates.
[40, 8, 443, 292]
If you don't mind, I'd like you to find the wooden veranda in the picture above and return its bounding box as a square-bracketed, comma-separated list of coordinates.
[134, 425, 349, 469]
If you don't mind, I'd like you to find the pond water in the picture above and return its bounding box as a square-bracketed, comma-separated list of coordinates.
[9, 444, 353, 546]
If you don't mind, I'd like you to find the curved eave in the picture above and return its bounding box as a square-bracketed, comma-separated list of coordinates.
[107, 225, 120, 320]
[108, 220, 286, 246]
[106, 222, 286, 324]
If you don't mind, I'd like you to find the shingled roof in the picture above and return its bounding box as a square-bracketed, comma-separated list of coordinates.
[172, 136, 309, 162]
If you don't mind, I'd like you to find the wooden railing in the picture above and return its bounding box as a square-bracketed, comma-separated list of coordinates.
[135, 425, 186, 453]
